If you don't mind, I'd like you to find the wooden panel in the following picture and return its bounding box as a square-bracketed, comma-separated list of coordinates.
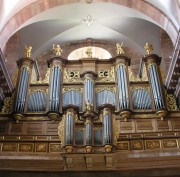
[46, 122, 59, 135]
[171, 119, 180, 131]
[0, 123, 8, 134]
[27, 123, 43, 135]
[120, 121, 134, 133]
[10, 123, 23, 135]
[136, 119, 153, 132]
[157, 120, 170, 131]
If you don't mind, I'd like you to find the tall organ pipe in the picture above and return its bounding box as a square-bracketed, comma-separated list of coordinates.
[49, 66, 61, 111]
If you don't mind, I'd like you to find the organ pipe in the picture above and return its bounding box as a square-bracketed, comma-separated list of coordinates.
[13, 57, 35, 121]
[143, 54, 167, 120]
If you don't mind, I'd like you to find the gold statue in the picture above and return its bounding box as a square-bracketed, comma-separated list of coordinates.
[116, 42, 125, 55]
[25, 45, 32, 58]
[85, 47, 92, 58]
[85, 100, 93, 114]
[53, 44, 63, 56]
[144, 43, 153, 54]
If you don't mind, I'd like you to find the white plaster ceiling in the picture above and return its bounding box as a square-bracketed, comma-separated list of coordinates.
[17, 2, 163, 58]
[2, 1, 178, 58]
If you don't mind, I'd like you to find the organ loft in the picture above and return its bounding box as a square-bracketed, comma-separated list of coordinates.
[0, 40, 179, 177]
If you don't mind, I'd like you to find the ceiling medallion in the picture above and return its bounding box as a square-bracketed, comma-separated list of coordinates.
[83, 15, 96, 26]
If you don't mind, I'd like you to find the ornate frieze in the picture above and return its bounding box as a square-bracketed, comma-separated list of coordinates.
[97, 66, 115, 82]
[63, 68, 80, 83]
[31, 68, 50, 84]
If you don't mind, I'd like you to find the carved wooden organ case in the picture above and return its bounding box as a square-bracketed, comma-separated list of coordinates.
[1, 53, 178, 153]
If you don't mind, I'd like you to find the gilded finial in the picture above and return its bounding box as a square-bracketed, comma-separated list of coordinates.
[25, 45, 32, 58]
[116, 42, 125, 55]
[144, 43, 153, 54]
[53, 44, 63, 56]
[85, 47, 92, 58]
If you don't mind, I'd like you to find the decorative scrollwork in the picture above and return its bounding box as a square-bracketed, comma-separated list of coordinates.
[128, 65, 148, 82]
[62, 87, 82, 93]
[166, 93, 178, 111]
[95, 87, 116, 93]
[97, 66, 115, 82]
[58, 115, 65, 146]
[0, 96, 13, 114]
[29, 89, 48, 93]
[113, 116, 119, 146]
[31, 68, 50, 84]
[63, 68, 80, 83]
[131, 86, 150, 92]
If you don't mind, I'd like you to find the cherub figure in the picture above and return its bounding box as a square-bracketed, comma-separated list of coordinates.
[116, 42, 125, 55]
[53, 44, 63, 56]
[25, 45, 32, 58]
[144, 43, 153, 54]
[85, 100, 93, 114]
[85, 47, 92, 58]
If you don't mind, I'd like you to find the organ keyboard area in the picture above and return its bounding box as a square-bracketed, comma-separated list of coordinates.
[2, 50, 177, 153]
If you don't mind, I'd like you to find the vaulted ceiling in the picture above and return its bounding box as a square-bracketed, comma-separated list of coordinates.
[0, 0, 179, 99]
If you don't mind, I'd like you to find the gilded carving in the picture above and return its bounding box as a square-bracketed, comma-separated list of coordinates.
[95, 87, 116, 93]
[145, 141, 160, 149]
[36, 144, 47, 152]
[144, 43, 153, 54]
[113, 117, 119, 146]
[116, 42, 125, 54]
[166, 93, 178, 111]
[0, 96, 13, 114]
[25, 45, 32, 57]
[19, 144, 33, 152]
[131, 114, 159, 119]
[53, 44, 63, 56]
[117, 142, 129, 150]
[97, 67, 115, 82]
[62, 87, 82, 94]
[128, 65, 148, 82]
[31, 68, 50, 84]
[163, 140, 177, 148]
[49, 143, 63, 152]
[63, 68, 80, 83]
[131, 86, 150, 92]
[131, 141, 143, 150]
[29, 89, 48, 94]
[58, 115, 65, 146]
[2, 143, 17, 152]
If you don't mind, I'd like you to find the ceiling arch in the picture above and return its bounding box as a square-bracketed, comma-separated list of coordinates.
[0, 0, 178, 52]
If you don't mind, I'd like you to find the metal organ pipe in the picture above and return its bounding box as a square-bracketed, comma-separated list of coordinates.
[86, 122, 92, 145]
[49, 66, 61, 111]
[65, 113, 74, 145]
[15, 67, 29, 112]
[103, 110, 112, 145]
[116, 65, 129, 110]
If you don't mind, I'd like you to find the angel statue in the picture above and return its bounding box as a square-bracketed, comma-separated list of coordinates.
[85, 100, 93, 114]
[85, 47, 92, 58]
[144, 43, 153, 54]
[116, 42, 125, 55]
[25, 45, 32, 58]
[53, 44, 63, 56]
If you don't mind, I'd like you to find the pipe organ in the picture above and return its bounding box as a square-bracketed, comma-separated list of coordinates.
[5, 48, 175, 154]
